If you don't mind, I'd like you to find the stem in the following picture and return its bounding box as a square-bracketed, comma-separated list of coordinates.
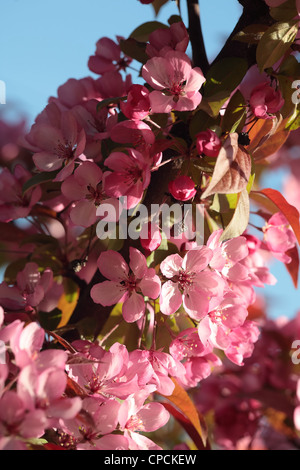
[187, 0, 209, 73]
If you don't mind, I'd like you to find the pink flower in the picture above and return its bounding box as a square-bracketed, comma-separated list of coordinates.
[263, 212, 297, 263]
[159, 247, 223, 320]
[250, 82, 284, 119]
[28, 109, 86, 181]
[104, 148, 152, 209]
[96, 71, 132, 101]
[207, 229, 250, 282]
[118, 387, 170, 450]
[62, 161, 120, 227]
[54, 77, 101, 109]
[0, 263, 62, 313]
[91, 249, 161, 323]
[198, 296, 249, 351]
[196, 129, 222, 158]
[146, 22, 189, 58]
[224, 321, 260, 366]
[109, 120, 155, 146]
[142, 51, 205, 113]
[140, 222, 162, 252]
[168, 175, 197, 201]
[120, 85, 151, 121]
[0, 165, 41, 222]
[88, 37, 132, 75]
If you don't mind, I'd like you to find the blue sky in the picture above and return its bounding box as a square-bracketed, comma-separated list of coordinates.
[0, 0, 299, 319]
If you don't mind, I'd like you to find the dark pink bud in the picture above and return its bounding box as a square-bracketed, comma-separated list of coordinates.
[140, 223, 162, 252]
[120, 84, 151, 121]
[196, 130, 222, 158]
[168, 175, 197, 201]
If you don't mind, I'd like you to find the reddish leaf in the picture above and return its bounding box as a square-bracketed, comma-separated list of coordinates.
[159, 402, 210, 450]
[160, 378, 207, 447]
[201, 134, 251, 199]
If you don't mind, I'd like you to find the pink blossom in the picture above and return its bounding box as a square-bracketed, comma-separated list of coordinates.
[88, 37, 132, 75]
[104, 148, 152, 209]
[196, 129, 222, 158]
[0, 262, 62, 312]
[120, 84, 151, 121]
[109, 120, 155, 146]
[146, 22, 189, 58]
[62, 161, 119, 227]
[198, 296, 249, 351]
[207, 229, 250, 282]
[224, 321, 260, 366]
[140, 222, 162, 252]
[28, 109, 86, 181]
[96, 71, 132, 101]
[142, 51, 205, 113]
[54, 77, 101, 110]
[168, 175, 197, 201]
[118, 387, 170, 450]
[250, 82, 284, 119]
[177, 353, 222, 388]
[91, 249, 161, 323]
[159, 247, 224, 320]
[0, 165, 41, 222]
[263, 212, 297, 263]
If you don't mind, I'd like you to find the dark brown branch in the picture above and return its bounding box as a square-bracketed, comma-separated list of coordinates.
[187, 0, 209, 74]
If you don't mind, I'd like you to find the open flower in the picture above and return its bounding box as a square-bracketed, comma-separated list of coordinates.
[250, 82, 284, 119]
[263, 212, 297, 263]
[91, 248, 161, 323]
[159, 247, 223, 320]
[142, 51, 205, 113]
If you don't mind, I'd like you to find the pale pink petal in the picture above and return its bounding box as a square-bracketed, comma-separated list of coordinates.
[70, 200, 97, 227]
[129, 248, 147, 279]
[137, 403, 169, 432]
[160, 254, 183, 278]
[182, 246, 213, 272]
[97, 250, 129, 281]
[149, 91, 174, 114]
[159, 281, 182, 316]
[91, 280, 125, 306]
[33, 152, 62, 172]
[122, 291, 145, 323]
[183, 289, 209, 321]
[139, 269, 161, 299]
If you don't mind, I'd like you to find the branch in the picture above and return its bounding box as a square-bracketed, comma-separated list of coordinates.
[187, 0, 209, 74]
[212, 0, 273, 67]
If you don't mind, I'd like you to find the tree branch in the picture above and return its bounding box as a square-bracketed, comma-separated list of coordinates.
[187, 0, 210, 74]
[212, 0, 273, 67]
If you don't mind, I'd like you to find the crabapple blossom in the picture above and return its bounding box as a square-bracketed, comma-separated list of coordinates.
[88, 37, 132, 75]
[0, 263, 62, 313]
[61, 161, 120, 227]
[103, 148, 152, 209]
[120, 84, 151, 121]
[28, 108, 86, 181]
[196, 129, 222, 158]
[263, 212, 297, 263]
[207, 229, 250, 282]
[142, 51, 205, 113]
[146, 21, 189, 58]
[140, 222, 162, 252]
[91, 249, 161, 323]
[249, 82, 284, 119]
[168, 175, 197, 201]
[0, 165, 41, 222]
[159, 247, 224, 319]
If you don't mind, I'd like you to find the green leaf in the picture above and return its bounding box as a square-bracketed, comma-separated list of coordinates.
[39, 308, 62, 331]
[220, 189, 250, 241]
[22, 171, 59, 195]
[130, 21, 168, 42]
[202, 58, 248, 117]
[270, 0, 298, 21]
[119, 38, 148, 64]
[189, 110, 221, 139]
[233, 24, 269, 44]
[256, 20, 299, 72]
[222, 90, 247, 133]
